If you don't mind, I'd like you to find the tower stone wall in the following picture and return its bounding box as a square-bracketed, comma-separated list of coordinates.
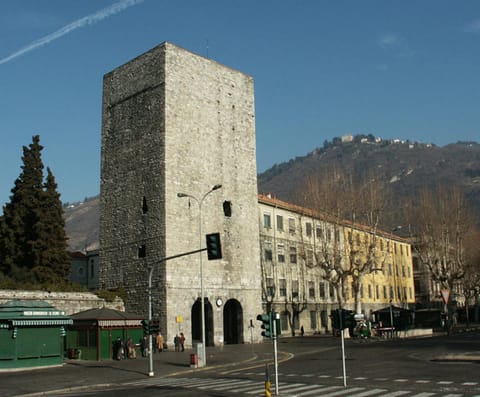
[100, 42, 262, 346]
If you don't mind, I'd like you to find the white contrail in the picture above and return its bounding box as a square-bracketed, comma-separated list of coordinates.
[0, 0, 144, 65]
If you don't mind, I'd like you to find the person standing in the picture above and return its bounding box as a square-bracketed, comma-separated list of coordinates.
[179, 332, 186, 352]
[156, 332, 164, 352]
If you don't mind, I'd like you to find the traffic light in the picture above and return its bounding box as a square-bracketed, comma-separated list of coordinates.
[331, 309, 355, 329]
[341, 310, 355, 329]
[257, 313, 273, 338]
[151, 319, 160, 334]
[206, 232, 222, 260]
[141, 319, 150, 335]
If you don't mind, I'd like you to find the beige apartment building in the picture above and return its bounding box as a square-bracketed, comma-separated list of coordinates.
[258, 193, 415, 335]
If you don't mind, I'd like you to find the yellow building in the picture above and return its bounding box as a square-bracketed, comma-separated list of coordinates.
[258, 193, 415, 336]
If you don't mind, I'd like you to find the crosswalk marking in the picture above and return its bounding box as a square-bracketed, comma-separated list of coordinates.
[122, 376, 480, 397]
[437, 381, 454, 385]
[375, 391, 411, 397]
[293, 385, 343, 396]
[416, 380, 431, 384]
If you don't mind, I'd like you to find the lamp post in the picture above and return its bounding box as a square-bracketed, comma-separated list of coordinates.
[177, 184, 222, 366]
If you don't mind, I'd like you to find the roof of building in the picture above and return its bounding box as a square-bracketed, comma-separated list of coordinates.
[71, 307, 143, 320]
[258, 193, 410, 243]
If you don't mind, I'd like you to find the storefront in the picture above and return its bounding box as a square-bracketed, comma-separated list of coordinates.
[0, 300, 72, 370]
[67, 307, 144, 360]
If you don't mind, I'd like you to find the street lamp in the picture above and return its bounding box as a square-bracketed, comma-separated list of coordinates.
[177, 184, 222, 366]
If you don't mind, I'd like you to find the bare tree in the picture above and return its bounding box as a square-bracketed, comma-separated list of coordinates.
[411, 187, 471, 292]
[300, 167, 390, 314]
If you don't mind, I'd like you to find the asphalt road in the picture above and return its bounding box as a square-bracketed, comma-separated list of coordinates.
[6, 332, 480, 397]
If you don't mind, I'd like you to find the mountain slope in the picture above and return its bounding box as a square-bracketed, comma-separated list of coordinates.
[64, 138, 480, 250]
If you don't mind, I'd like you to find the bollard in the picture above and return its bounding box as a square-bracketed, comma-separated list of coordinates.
[190, 353, 198, 368]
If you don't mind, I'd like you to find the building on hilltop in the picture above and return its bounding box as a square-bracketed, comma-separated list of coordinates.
[99, 42, 262, 347]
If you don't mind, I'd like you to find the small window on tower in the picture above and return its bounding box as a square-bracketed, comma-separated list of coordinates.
[223, 201, 232, 217]
[138, 244, 146, 258]
[142, 196, 148, 214]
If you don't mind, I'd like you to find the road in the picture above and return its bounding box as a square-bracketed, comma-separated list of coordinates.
[9, 332, 480, 397]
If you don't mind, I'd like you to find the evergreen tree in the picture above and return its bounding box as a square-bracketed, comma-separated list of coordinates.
[0, 135, 70, 286]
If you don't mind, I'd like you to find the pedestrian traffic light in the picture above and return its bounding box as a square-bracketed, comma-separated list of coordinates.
[257, 313, 273, 338]
[141, 319, 150, 335]
[206, 232, 222, 260]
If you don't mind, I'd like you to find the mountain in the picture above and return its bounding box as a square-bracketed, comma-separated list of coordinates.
[64, 137, 480, 250]
[258, 137, 480, 229]
[64, 196, 99, 252]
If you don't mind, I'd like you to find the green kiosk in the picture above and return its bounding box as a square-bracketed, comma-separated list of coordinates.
[0, 300, 72, 370]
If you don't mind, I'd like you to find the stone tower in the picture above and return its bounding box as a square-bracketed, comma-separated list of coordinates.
[99, 42, 262, 346]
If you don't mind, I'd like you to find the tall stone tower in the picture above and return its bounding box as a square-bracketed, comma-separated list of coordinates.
[99, 42, 262, 346]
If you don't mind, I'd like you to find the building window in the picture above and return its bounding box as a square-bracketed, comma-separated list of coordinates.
[329, 283, 335, 299]
[308, 281, 315, 298]
[292, 280, 299, 299]
[289, 246, 297, 264]
[402, 265, 406, 277]
[390, 286, 394, 300]
[306, 249, 314, 267]
[397, 287, 402, 299]
[266, 277, 275, 298]
[263, 213, 271, 229]
[279, 279, 287, 297]
[138, 244, 146, 258]
[380, 240, 384, 251]
[276, 215, 283, 231]
[388, 263, 392, 276]
[319, 283, 326, 299]
[306, 222, 312, 237]
[316, 226, 323, 239]
[408, 266, 411, 278]
[383, 286, 387, 299]
[368, 284, 372, 299]
[264, 240, 272, 261]
[409, 287, 413, 299]
[223, 201, 232, 217]
[288, 218, 296, 234]
[310, 311, 317, 330]
[277, 244, 285, 263]
[327, 229, 332, 242]
[376, 285, 379, 299]
[335, 229, 340, 242]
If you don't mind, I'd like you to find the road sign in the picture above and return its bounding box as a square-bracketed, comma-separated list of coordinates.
[441, 289, 450, 304]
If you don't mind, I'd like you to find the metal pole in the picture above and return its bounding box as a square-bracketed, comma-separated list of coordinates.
[340, 309, 347, 388]
[178, 184, 222, 367]
[199, 199, 205, 366]
[148, 266, 154, 376]
[389, 301, 394, 339]
[273, 312, 279, 396]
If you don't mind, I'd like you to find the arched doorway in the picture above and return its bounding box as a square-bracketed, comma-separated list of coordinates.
[223, 299, 244, 344]
[191, 298, 214, 346]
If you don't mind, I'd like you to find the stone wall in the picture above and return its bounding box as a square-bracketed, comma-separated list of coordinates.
[0, 290, 124, 315]
[100, 42, 262, 346]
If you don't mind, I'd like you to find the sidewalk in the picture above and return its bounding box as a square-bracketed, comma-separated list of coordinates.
[1, 344, 263, 397]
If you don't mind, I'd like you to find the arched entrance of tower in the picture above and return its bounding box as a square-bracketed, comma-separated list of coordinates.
[191, 298, 214, 346]
[223, 299, 244, 344]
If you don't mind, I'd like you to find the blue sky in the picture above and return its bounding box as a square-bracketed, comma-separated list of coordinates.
[1, 0, 480, 207]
